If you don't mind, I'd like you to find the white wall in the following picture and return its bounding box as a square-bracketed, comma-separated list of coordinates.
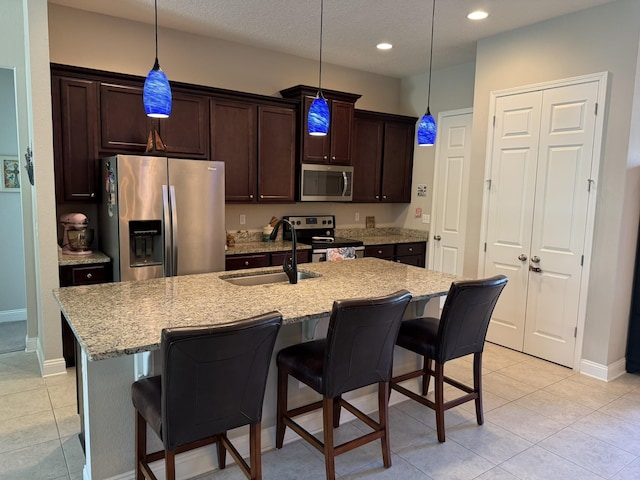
[0, 68, 27, 318]
[470, 0, 640, 367]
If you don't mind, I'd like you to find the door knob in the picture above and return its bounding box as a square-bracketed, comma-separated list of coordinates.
[531, 256, 541, 263]
[518, 254, 528, 261]
[434, 235, 441, 241]
[529, 265, 542, 273]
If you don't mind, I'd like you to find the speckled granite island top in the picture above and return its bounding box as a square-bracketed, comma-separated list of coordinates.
[53, 258, 457, 362]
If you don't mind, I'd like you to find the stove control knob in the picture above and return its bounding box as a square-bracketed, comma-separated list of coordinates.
[328, 219, 332, 225]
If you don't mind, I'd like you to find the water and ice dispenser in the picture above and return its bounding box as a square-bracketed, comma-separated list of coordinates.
[129, 220, 162, 267]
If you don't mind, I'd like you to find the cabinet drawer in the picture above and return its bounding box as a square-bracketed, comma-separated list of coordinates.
[396, 242, 425, 257]
[225, 254, 270, 270]
[271, 250, 310, 266]
[364, 244, 395, 259]
[60, 264, 109, 287]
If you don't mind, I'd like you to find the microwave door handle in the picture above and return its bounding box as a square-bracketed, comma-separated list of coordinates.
[342, 171, 348, 196]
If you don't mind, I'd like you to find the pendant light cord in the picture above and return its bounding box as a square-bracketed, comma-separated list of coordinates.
[318, 0, 324, 93]
[426, 0, 435, 109]
[154, 0, 159, 66]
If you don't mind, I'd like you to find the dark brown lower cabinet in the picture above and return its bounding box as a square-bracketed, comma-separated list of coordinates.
[226, 249, 311, 271]
[364, 242, 426, 267]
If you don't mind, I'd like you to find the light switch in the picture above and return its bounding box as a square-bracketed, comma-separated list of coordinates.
[239, 214, 246, 225]
[422, 214, 430, 224]
[355, 212, 360, 222]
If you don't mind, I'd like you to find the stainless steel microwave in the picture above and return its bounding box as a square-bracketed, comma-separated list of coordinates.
[300, 164, 353, 202]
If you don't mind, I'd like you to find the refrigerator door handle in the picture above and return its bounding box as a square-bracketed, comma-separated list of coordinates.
[169, 185, 178, 276]
[162, 185, 172, 277]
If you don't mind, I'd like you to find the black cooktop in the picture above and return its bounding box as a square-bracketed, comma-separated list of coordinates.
[283, 215, 363, 249]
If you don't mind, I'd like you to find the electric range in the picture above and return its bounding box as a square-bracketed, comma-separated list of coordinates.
[283, 215, 364, 262]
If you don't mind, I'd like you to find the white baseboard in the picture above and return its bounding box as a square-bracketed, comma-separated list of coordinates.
[0, 309, 27, 323]
[34, 338, 67, 377]
[105, 380, 424, 480]
[580, 357, 626, 382]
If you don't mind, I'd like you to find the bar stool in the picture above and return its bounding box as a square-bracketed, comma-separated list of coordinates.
[276, 290, 412, 480]
[390, 275, 508, 442]
[131, 312, 282, 480]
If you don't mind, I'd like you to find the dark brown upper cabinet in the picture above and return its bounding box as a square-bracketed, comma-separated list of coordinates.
[351, 110, 416, 203]
[280, 85, 360, 166]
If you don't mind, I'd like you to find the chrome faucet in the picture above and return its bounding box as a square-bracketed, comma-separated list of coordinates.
[270, 218, 298, 284]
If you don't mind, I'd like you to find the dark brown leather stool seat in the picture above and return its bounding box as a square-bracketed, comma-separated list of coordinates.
[131, 312, 282, 480]
[391, 275, 508, 443]
[276, 290, 412, 480]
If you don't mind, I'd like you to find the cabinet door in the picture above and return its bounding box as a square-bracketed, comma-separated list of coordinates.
[100, 83, 150, 152]
[302, 96, 331, 163]
[329, 100, 354, 165]
[271, 250, 310, 266]
[258, 106, 296, 202]
[160, 92, 209, 158]
[211, 99, 257, 202]
[380, 121, 414, 202]
[54, 77, 99, 201]
[351, 116, 383, 202]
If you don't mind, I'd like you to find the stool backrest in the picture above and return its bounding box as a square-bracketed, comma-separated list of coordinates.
[161, 312, 282, 450]
[323, 290, 412, 398]
[436, 275, 508, 363]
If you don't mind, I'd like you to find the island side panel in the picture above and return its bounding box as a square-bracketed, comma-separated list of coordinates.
[82, 350, 136, 479]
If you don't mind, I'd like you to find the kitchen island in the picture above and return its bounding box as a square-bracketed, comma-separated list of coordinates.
[53, 258, 457, 480]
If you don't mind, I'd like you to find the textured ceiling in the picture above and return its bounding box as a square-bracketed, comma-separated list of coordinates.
[48, 0, 619, 78]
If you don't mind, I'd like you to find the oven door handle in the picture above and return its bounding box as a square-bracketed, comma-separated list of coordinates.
[314, 246, 364, 254]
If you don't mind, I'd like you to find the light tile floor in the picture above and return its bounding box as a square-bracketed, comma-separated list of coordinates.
[2, 343, 640, 480]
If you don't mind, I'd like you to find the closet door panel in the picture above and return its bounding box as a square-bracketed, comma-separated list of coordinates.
[524, 81, 599, 367]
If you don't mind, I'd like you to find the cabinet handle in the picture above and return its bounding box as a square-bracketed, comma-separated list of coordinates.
[71, 193, 95, 198]
[86, 273, 93, 279]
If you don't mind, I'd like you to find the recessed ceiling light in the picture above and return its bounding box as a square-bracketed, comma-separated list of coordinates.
[467, 10, 488, 20]
[377, 43, 393, 50]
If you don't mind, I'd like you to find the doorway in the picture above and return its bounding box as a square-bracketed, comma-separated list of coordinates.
[479, 73, 607, 368]
[0, 67, 28, 354]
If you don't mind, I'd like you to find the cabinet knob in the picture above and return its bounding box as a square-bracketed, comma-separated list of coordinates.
[86, 273, 92, 279]
[332, 156, 336, 160]
[244, 261, 249, 266]
[382, 195, 387, 199]
[260, 194, 264, 199]
[249, 194, 254, 199]
[378, 250, 383, 254]
[408, 247, 413, 252]
[375, 195, 380, 199]
[323, 155, 328, 160]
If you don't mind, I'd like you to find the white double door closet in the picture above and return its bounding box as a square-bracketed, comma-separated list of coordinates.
[480, 73, 607, 368]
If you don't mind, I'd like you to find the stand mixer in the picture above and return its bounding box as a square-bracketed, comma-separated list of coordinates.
[60, 213, 94, 255]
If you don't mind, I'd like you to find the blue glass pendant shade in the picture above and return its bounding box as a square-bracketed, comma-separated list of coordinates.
[143, 60, 172, 118]
[308, 95, 330, 136]
[417, 109, 437, 146]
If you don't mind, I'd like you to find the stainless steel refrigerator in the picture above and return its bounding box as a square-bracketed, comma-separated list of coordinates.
[98, 155, 225, 282]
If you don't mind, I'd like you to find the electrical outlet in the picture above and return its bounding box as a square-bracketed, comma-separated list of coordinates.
[239, 214, 246, 225]
[422, 214, 430, 224]
[355, 212, 360, 222]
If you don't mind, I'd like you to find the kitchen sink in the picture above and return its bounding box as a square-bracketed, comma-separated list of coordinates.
[220, 269, 320, 286]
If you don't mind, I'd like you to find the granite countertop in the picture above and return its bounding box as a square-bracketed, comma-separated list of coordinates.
[226, 240, 311, 256]
[53, 258, 457, 361]
[58, 248, 111, 266]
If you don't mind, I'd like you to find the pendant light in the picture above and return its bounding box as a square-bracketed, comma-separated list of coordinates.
[143, 0, 172, 118]
[417, 0, 437, 146]
[308, 0, 330, 136]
